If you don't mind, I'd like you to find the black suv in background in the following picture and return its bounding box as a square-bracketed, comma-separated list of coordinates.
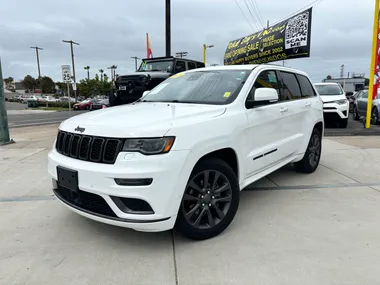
[109, 56, 205, 107]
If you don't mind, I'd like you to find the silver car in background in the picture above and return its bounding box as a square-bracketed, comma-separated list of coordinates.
[352, 90, 380, 125]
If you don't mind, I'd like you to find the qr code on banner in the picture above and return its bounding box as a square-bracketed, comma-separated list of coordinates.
[285, 11, 309, 50]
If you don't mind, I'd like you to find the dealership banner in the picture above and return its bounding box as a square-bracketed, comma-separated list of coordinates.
[224, 7, 313, 65]
[372, 6, 380, 100]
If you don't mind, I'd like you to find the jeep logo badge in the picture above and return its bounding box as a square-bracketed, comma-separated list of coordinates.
[74, 126, 85, 133]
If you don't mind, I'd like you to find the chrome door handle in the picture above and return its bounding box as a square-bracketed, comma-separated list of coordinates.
[280, 107, 288, 113]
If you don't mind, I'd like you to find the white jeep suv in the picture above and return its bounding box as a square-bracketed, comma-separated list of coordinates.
[313, 82, 349, 128]
[48, 64, 324, 240]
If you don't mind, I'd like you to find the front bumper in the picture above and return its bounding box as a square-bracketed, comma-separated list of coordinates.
[323, 101, 349, 120]
[48, 148, 197, 232]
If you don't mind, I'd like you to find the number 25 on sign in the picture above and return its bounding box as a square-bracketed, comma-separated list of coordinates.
[61, 65, 72, 83]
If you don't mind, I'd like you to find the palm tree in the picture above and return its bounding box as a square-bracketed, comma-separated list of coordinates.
[99, 69, 104, 81]
[84, 66, 90, 80]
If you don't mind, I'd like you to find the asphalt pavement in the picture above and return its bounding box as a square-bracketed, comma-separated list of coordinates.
[5, 102, 380, 135]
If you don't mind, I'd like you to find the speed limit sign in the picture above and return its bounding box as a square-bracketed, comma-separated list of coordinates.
[61, 65, 72, 82]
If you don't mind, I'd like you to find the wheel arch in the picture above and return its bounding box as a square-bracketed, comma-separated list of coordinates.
[193, 147, 239, 182]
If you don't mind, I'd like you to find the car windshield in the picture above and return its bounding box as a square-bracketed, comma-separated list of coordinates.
[138, 60, 173, 72]
[140, 70, 251, 105]
[315, 84, 344, 95]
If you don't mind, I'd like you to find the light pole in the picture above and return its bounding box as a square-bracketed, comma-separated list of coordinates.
[0, 58, 13, 145]
[84, 66, 90, 80]
[203, 44, 214, 65]
[62, 40, 79, 102]
[131, 56, 141, 71]
[165, 0, 171, 57]
[30, 46, 43, 95]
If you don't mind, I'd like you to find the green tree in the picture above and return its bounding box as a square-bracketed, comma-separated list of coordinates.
[99, 69, 104, 81]
[21, 75, 37, 92]
[365, 78, 370, 86]
[326, 75, 332, 80]
[39, 76, 55, 93]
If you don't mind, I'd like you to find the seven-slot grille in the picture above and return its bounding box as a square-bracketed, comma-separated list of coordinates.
[56, 131, 123, 164]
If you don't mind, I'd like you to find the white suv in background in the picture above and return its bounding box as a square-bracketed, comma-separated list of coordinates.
[313, 82, 349, 128]
[48, 64, 324, 240]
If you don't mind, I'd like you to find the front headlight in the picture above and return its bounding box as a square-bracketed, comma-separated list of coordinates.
[122, 137, 175, 155]
[335, 99, 347, 105]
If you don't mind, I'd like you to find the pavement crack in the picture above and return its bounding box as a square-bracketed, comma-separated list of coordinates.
[171, 230, 179, 285]
[320, 163, 362, 184]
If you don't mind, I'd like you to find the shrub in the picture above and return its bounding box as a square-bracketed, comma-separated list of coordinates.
[37, 101, 71, 108]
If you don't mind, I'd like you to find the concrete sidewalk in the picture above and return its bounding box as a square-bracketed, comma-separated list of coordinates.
[1, 125, 380, 285]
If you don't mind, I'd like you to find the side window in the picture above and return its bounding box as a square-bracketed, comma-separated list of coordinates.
[246, 70, 280, 108]
[279, 71, 302, 100]
[175, 61, 186, 73]
[296, 74, 316, 98]
[196, 62, 205, 68]
[187, 62, 196, 70]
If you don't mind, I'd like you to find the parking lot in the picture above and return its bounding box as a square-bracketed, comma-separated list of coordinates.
[1, 125, 380, 284]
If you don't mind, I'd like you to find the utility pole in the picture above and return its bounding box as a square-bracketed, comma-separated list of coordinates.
[203, 44, 214, 65]
[0, 58, 13, 145]
[175, 52, 188, 58]
[131, 56, 140, 71]
[30, 46, 43, 95]
[267, 20, 269, 28]
[165, 0, 171, 57]
[62, 40, 79, 102]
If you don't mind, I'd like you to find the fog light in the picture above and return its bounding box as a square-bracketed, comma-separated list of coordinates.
[114, 178, 153, 186]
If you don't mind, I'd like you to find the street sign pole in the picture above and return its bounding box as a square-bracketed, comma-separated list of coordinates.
[62, 65, 72, 116]
[67, 82, 71, 116]
[0, 58, 14, 145]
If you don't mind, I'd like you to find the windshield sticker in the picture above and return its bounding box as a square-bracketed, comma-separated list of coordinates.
[236, 71, 246, 80]
[148, 83, 170, 95]
[223, 92, 231, 98]
[171, 72, 185, 79]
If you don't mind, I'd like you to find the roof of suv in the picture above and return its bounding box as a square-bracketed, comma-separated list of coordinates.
[194, 64, 309, 77]
[313, 82, 340, 86]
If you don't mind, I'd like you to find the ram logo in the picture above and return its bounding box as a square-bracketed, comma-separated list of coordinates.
[74, 126, 85, 133]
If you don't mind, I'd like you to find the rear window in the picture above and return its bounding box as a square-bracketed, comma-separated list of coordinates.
[314, 84, 344, 95]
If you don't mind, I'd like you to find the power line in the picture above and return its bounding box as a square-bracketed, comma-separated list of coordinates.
[272, 0, 325, 26]
[242, 0, 261, 30]
[234, 0, 256, 31]
[249, 0, 265, 28]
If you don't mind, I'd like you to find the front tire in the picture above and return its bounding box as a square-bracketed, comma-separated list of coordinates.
[294, 127, 322, 174]
[176, 157, 240, 240]
[371, 107, 379, 125]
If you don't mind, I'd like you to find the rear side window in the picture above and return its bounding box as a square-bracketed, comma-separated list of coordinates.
[279, 71, 302, 100]
[196, 62, 205, 68]
[296, 74, 316, 97]
[187, 62, 196, 70]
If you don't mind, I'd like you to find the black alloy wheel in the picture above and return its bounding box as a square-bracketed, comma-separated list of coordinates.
[176, 158, 239, 240]
[294, 127, 322, 174]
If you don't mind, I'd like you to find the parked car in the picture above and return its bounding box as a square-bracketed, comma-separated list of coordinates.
[346, 91, 360, 113]
[73, 99, 92, 110]
[352, 89, 380, 125]
[314, 82, 349, 128]
[48, 64, 324, 240]
[110, 56, 205, 107]
[27, 95, 42, 102]
[89, 98, 109, 110]
[59, 97, 76, 103]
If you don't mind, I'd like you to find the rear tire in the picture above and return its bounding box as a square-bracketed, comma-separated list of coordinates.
[176, 157, 240, 240]
[294, 127, 322, 174]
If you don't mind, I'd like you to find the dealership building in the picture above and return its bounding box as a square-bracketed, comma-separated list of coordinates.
[322, 73, 367, 93]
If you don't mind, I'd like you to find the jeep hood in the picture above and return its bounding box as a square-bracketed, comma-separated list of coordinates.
[119, 71, 170, 79]
[59, 102, 226, 137]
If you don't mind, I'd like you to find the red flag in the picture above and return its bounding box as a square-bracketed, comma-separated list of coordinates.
[146, 33, 153, 58]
